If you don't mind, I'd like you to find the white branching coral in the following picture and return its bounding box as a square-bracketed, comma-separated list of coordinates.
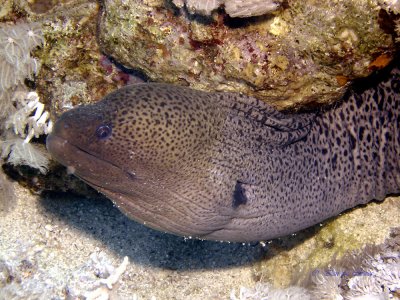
[0, 22, 51, 174]
[63, 251, 130, 299]
[1, 91, 52, 174]
[311, 270, 343, 300]
[5, 91, 52, 143]
[362, 251, 400, 296]
[1, 138, 51, 174]
[232, 228, 400, 300]
[308, 230, 400, 300]
[0, 22, 43, 97]
[346, 276, 389, 299]
[172, 0, 283, 18]
[0, 21, 44, 122]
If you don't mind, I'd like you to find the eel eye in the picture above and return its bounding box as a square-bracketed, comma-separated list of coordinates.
[95, 124, 112, 140]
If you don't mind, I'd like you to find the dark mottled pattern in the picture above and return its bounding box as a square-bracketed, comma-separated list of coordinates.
[46, 67, 400, 242]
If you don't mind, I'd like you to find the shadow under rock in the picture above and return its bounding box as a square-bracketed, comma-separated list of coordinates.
[39, 191, 269, 270]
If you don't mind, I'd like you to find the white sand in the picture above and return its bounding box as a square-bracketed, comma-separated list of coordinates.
[0, 180, 261, 299]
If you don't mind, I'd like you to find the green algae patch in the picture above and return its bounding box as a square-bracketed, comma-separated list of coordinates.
[256, 197, 400, 288]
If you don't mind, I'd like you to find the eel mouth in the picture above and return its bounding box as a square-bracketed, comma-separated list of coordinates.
[46, 134, 223, 239]
[46, 135, 252, 242]
[46, 134, 135, 186]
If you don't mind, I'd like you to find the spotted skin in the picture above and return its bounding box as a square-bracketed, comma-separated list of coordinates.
[46, 67, 400, 242]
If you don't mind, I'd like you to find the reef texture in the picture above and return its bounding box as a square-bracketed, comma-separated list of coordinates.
[0, 0, 143, 120]
[29, 0, 132, 118]
[256, 197, 400, 290]
[0, 0, 143, 193]
[99, 0, 399, 109]
[172, 0, 283, 18]
[234, 226, 400, 299]
[0, 1, 400, 298]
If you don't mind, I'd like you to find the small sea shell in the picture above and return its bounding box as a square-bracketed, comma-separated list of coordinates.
[173, 0, 282, 17]
[225, 0, 282, 17]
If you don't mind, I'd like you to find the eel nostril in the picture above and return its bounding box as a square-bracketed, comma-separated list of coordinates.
[127, 170, 137, 180]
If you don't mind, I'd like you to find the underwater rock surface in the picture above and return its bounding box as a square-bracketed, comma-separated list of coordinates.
[258, 197, 400, 288]
[99, 0, 398, 109]
[0, 1, 399, 298]
[172, 0, 284, 18]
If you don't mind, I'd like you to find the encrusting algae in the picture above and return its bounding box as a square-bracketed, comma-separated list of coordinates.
[98, 0, 398, 109]
[0, 0, 399, 299]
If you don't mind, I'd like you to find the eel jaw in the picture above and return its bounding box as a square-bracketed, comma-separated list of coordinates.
[46, 135, 248, 242]
[46, 134, 218, 237]
[46, 134, 134, 187]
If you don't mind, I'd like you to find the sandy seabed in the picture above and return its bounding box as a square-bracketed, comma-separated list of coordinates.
[0, 180, 264, 299]
[1, 175, 399, 300]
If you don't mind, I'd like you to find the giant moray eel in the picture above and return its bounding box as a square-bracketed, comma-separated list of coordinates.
[46, 66, 400, 242]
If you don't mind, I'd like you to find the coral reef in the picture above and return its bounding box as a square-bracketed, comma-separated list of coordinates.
[98, 0, 398, 109]
[255, 197, 400, 291]
[172, 0, 283, 18]
[231, 227, 400, 300]
[0, 1, 399, 298]
[0, 22, 43, 119]
[1, 0, 142, 188]
[28, 0, 143, 117]
[307, 228, 400, 299]
[0, 21, 52, 174]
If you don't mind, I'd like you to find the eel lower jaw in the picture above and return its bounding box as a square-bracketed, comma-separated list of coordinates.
[46, 134, 68, 166]
[46, 134, 137, 186]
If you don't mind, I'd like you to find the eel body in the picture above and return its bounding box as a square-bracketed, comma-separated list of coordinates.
[46, 67, 400, 242]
